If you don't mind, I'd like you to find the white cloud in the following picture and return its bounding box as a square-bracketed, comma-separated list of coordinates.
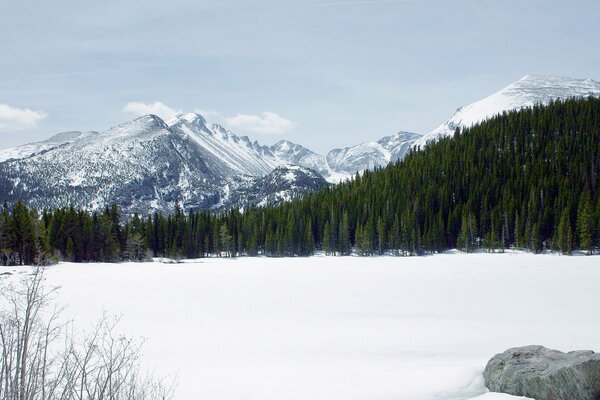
[123, 101, 182, 121]
[224, 112, 295, 135]
[0, 103, 47, 133]
[123, 105, 295, 135]
[193, 109, 221, 119]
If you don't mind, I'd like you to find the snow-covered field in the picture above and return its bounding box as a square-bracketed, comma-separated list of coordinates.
[4, 253, 599, 400]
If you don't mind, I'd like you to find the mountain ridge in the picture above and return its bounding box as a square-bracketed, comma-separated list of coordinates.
[1, 74, 599, 215]
[414, 74, 600, 148]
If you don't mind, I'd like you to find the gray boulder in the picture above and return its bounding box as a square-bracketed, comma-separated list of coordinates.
[483, 345, 600, 400]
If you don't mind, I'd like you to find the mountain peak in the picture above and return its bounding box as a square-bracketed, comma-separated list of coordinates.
[102, 114, 169, 139]
[270, 140, 302, 152]
[136, 114, 168, 126]
[168, 112, 207, 128]
[511, 75, 600, 91]
[415, 74, 600, 148]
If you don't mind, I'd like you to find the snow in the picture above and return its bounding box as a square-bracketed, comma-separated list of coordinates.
[0, 131, 97, 162]
[3, 253, 596, 400]
[173, 118, 278, 177]
[326, 131, 421, 178]
[469, 394, 532, 400]
[415, 75, 600, 148]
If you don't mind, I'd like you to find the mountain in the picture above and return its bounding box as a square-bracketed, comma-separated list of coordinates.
[3, 74, 599, 216]
[0, 131, 98, 163]
[326, 131, 422, 177]
[0, 114, 328, 215]
[268, 140, 331, 178]
[0, 111, 422, 215]
[6, 97, 600, 262]
[0, 115, 221, 214]
[414, 75, 600, 148]
[193, 96, 600, 257]
[227, 165, 329, 209]
[168, 113, 278, 177]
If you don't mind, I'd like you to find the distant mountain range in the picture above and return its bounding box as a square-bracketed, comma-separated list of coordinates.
[1, 75, 599, 215]
[0, 113, 330, 215]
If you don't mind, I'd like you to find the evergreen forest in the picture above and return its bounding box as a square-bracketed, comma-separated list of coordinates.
[1, 97, 600, 265]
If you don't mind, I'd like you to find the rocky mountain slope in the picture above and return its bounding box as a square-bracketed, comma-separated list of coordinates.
[0, 112, 421, 216]
[228, 165, 329, 210]
[0, 115, 328, 215]
[327, 132, 421, 176]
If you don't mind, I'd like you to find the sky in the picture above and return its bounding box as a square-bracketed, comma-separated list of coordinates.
[1, 0, 599, 154]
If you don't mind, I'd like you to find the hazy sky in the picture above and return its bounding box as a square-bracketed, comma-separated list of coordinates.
[1, 0, 599, 153]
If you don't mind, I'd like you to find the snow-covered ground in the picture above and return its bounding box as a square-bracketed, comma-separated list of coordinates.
[4, 253, 599, 400]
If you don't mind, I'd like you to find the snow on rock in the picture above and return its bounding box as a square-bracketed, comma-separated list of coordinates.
[227, 164, 329, 209]
[0, 130, 98, 162]
[0, 114, 328, 215]
[269, 140, 332, 179]
[414, 75, 600, 148]
[327, 131, 421, 177]
[0, 111, 417, 213]
[169, 112, 279, 177]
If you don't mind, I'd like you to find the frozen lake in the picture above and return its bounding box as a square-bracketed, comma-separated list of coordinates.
[9, 253, 599, 400]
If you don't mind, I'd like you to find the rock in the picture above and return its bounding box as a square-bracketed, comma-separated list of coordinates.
[484, 345, 600, 400]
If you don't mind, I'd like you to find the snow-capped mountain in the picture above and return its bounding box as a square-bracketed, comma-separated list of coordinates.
[3, 74, 597, 215]
[168, 113, 278, 177]
[227, 165, 329, 209]
[0, 115, 222, 214]
[0, 114, 328, 215]
[0, 130, 98, 163]
[268, 140, 331, 178]
[414, 75, 600, 148]
[326, 132, 422, 176]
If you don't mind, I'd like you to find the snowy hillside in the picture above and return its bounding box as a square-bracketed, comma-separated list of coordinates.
[414, 75, 600, 148]
[168, 113, 279, 177]
[327, 131, 421, 176]
[269, 140, 332, 178]
[0, 130, 98, 162]
[228, 164, 329, 209]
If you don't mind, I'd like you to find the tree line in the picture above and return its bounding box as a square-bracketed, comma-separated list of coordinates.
[1, 97, 600, 264]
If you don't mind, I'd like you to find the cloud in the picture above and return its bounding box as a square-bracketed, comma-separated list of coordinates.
[122, 101, 182, 121]
[0, 103, 47, 133]
[123, 105, 295, 135]
[224, 112, 295, 135]
[193, 109, 221, 119]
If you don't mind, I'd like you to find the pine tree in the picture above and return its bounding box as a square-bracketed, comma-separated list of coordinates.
[355, 223, 370, 256]
[339, 211, 350, 255]
[377, 217, 386, 255]
[557, 207, 573, 255]
[10, 201, 36, 265]
[303, 221, 315, 256]
[577, 192, 593, 254]
[219, 224, 233, 257]
[322, 221, 331, 255]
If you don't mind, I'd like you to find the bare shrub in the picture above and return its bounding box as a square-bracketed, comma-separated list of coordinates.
[0, 268, 176, 400]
